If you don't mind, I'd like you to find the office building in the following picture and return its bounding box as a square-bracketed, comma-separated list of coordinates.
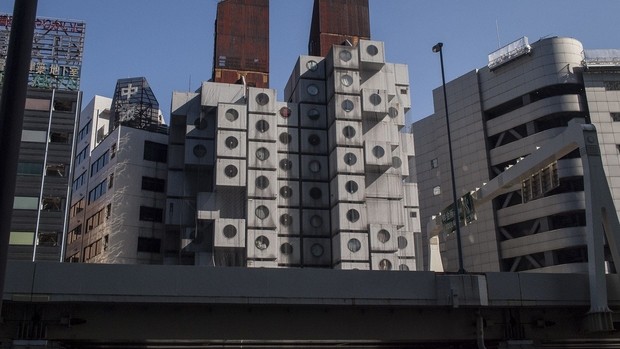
[413, 36, 620, 273]
[0, 14, 85, 261]
[65, 78, 168, 263]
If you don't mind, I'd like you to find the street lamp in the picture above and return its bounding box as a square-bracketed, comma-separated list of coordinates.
[432, 42, 466, 274]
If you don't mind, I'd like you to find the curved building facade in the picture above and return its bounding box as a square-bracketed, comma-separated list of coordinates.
[413, 37, 619, 273]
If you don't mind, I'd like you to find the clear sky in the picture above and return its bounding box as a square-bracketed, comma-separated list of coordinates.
[2, 0, 619, 125]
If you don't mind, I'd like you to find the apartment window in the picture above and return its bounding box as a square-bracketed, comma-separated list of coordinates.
[143, 141, 167, 163]
[431, 158, 438, 169]
[90, 150, 109, 176]
[53, 98, 75, 112]
[86, 207, 107, 233]
[410, 211, 417, 218]
[17, 162, 43, 176]
[78, 121, 91, 142]
[88, 179, 107, 204]
[139, 206, 163, 222]
[142, 176, 166, 192]
[68, 225, 82, 244]
[110, 143, 117, 159]
[137, 237, 161, 253]
[75, 147, 89, 165]
[72, 171, 87, 191]
[70, 199, 84, 218]
[108, 173, 114, 189]
[433, 186, 441, 196]
[611, 112, 620, 122]
[38, 231, 59, 247]
[13, 196, 38, 210]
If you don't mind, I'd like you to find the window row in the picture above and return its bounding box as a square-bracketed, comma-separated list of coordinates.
[16, 162, 66, 177]
[13, 196, 63, 211]
[86, 204, 111, 233]
[83, 236, 107, 262]
[88, 179, 107, 204]
[21, 129, 72, 144]
[90, 150, 109, 177]
[73, 171, 87, 191]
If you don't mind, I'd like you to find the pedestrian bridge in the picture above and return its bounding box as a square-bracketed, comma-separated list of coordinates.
[1, 261, 620, 348]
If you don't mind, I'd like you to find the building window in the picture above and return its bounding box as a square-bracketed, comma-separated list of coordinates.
[38, 231, 59, 247]
[24, 98, 51, 111]
[255, 205, 270, 220]
[347, 238, 361, 253]
[307, 108, 320, 120]
[88, 179, 107, 204]
[255, 176, 270, 190]
[431, 158, 438, 169]
[53, 98, 75, 112]
[42, 196, 62, 211]
[86, 206, 108, 233]
[110, 143, 117, 158]
[17, 162, 43, 176]
[9, 231, 34, 246]
[225, 108, 239, 122]
[255, 236, 269, 250]
[409, 211, 417, 218]
[143, 141, 167, 163]
[68, 225, 82, 244]
[139, 206, 164, 222]
[46, 163, 66, 177]
[611, 112, 620, 122]
[78, 121, 91, 142]
[346, 209, 360, 223]
[142, 176, 166, 192]
[70, 199, 85, 218]
[75, 146, 89, 165]
[108, 173, 114, 189]
[433, 186, 441, 196]
[137, 237, 161, 253]
[72, 171, 87, 191]
[21, 130, 47, 143]
[49, 131, 71, 144]
[13, 196, 38, 210]
[90, 150, 109, 177]
[255, 93, 270, 106]
[280, 243, 293, 255]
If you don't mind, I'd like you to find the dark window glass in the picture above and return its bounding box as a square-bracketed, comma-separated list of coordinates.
[139, 206, 163, 222]
[142, 176, 166, 192]
[137, 237, 161, 253]
[144, 141, 168, 163]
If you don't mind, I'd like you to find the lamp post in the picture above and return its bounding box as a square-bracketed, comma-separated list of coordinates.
[432, 42, 465, 274]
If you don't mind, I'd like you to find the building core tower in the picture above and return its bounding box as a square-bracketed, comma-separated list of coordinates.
[308, 0, 370, 57]
[212, 0, 269, 88]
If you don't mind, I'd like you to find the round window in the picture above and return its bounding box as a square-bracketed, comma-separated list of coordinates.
[256, 147, 270, 161]
[399, 264, 410, 271]
[366, 44, 379, 56]
[279, 106, 292, 118]
[309, 160, 321, 173]
[345, 180, 358, 194]
[223, 225, 237, 239]
[256, 119, 270, 133]
[194, 118, 208, 130]
[225, 108, 239, 122]
[346, 209, 360, 223]
[310, 215, 323, 228]
[372, 146, 385, 158]
[343, 152, 357, 166]
[279, 132, 292, 145]
[256, 93, 270, 106]
[225, 136, 239, 150]
[379, 259, 393, 271]
[280, 242, 294, 255]
[310, 243, 324, 257]
[342, 125, 356, 139]
[309, 187, 322, 200]
[347, 238, 361, 253]
[308, 134, 321, 146]
[280, 186, 293, 198]
[392, 156, 402, 169]
[369, 93, 382, 106]
[307, 84, 319, 96]
[341, 74, 354, 87]
[339, 50, 352, 62]
[255, 235, 269, 250]
[224, 165, 238, 178]
[306, 60, 318, 72]
[193, 144, 207, 158]
[255, 205, 270, 220]
[388, 107, 399, 118]
[280, 213, 293, 226]
[255, 175, 270, 190]
[307, 108, 321, 121]
[342, 99, 354, 112]
[377, 229, 391, 243]
[398, 236, 408, 250]
[279, 159, 293, 171]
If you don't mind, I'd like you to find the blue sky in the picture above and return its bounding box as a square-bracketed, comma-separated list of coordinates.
[2, 0, 619, 125]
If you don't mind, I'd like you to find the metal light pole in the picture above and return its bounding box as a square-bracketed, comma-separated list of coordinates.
[0, 0, 39, 308]
[432, 42, 465, 274]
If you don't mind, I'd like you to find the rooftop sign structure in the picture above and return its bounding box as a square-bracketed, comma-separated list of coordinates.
[0, 14, 85, 91]
[488, 36, 531, 70]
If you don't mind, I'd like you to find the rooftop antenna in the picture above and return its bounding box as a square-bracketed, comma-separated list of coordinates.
[188, 75, 192, 92]
[496, 19, 501, 48]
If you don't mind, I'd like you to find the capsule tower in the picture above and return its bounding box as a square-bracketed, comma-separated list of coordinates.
[167, 0, 420, 270]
